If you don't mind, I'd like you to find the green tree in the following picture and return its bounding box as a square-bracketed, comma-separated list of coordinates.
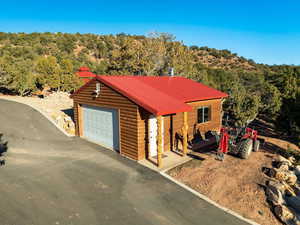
[59, 59, 82, 92]
[35, 56, 60, 90]
[260, 83, 282, 116]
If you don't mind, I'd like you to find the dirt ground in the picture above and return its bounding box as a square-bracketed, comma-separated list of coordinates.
[168, 138, 300, 225]
[169, 151, 279, 225]
[168, 118, 300, 225]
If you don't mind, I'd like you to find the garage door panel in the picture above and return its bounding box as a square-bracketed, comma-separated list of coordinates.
[82, 105, 119, 150]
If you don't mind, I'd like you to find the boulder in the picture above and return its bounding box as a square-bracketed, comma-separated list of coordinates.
[63, 115, 72, 123]
[277, 161, 290, 171]
[68, 128, 75, 135]
[286, 174, 298, 186]
[295, 166, 300, 177]
[277, 156, 293, 167]
[50, 111, 75, 135]
[265, 168, 278, 178]
[275, 170, 297, 186]
[288, 156, 296, 164]
[274, 205, 296, 225]
[267, 180, 287, 193]
[266, 181, 286, 205]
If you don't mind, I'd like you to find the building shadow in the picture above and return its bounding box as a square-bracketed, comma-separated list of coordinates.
[62, 108, 74, 122]
[187, 152, 205, 161]
[250, 118, 299, 146]
[0, 134, 8, 166]
[0, 87, 15, 95]
[260, 139, 300, 162]
[0, 134, 7, 154]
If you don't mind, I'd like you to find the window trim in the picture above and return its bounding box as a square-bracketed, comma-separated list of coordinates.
[197, 106, 211, 124]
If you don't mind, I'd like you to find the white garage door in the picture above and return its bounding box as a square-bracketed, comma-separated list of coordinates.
[82, 105, 119, 150]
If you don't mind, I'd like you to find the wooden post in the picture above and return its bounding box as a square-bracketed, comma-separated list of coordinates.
[157, 116, 163, 168]
[77, 103, 83, 137]
[182, 112, 188, 156]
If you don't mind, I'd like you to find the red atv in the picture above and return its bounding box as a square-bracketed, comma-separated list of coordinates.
[215, 126, 260, 161]
[191, 120, 261, 161]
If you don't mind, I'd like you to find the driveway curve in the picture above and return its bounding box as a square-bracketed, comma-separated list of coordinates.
[0, 99, 250, 225]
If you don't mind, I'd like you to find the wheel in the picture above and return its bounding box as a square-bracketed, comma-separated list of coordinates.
[238, 139, 253, 159]
[253, 140, 260, 152]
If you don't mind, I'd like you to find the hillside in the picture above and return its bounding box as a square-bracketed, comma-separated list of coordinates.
[0, 32, 299, 145]
[0, 32, 262, 74]
[190, 46, 258, 71]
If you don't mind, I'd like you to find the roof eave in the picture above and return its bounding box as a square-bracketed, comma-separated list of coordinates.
[156, 106, 193, 116]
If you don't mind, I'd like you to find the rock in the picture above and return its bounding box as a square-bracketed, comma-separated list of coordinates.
[287, 174, 298, 186]
[265, 168, 278, 178]
[278, 161, 290, 171]
[268, 180, 287, 193]
[67, 128, 75, 135]
[57, 119, 65, 128]
[63, 115, 72, 122]
[285, 185, 297, 197]
[295, 166, 300, 177]
[274, 205, 295, 225]
[278, 156, 293, 167]
[50, 111, 75, 135]
[56, 115, 62, 123]
[286, 174, 298, 186]
[69, 122, 75, 128]
[266, 181, 286, 205]
[275, 170, 297, 186]
[288, 156, 296, 164]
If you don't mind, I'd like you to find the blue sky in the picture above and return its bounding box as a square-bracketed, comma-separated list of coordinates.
[0, 0, 299, 65]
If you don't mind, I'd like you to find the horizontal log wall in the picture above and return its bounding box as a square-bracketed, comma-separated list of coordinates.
[137, 108, 149, 160]
[72, 80, 140, 160]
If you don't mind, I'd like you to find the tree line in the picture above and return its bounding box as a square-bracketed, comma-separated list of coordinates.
[0, 32, 299, 145]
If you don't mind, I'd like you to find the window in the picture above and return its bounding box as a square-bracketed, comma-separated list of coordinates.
[197, 106, 211, 123]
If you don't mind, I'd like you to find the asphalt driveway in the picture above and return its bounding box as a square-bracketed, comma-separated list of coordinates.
[0, 99, 250, 225]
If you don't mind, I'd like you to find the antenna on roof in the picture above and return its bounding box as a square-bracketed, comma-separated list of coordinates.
[168, 67, 174, 77]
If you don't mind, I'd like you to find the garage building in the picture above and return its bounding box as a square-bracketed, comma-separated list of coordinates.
[71, 74, 227, 167]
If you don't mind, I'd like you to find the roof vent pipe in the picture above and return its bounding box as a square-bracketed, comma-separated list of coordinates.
[169, 67, 174, 77]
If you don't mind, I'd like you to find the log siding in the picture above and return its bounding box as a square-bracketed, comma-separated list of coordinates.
[72, 79, 140, 160]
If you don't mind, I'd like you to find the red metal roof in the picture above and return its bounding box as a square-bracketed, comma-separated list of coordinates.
[128, 76, 228, 102]
[76, 67, 96, 79]
[72, 75, 228, 116]
[78, 66, 90, 72]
